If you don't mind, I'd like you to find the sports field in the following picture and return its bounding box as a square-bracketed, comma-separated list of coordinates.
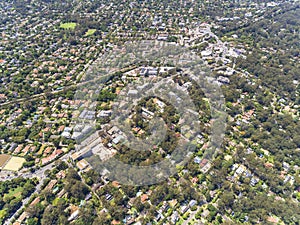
[0, 154, 11, 168]
[60, 22, 77, 29]
[3, 156, 25, 171]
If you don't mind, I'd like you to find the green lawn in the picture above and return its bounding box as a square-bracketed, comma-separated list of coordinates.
[4, 186, 23, 200]
[60, 22, 77, 29]
[37, 144, 46, 156]
[0, 209, 7, 219]
[85, 29, 96, 36]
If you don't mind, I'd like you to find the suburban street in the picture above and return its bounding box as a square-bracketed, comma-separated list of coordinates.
[2, 150, 74, 225]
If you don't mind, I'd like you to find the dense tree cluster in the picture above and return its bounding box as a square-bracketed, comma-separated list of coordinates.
[0, 178, 36, 223]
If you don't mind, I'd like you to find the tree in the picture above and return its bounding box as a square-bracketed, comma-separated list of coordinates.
[92, 213, 111, 225]
[27, 203, 44, 218]
[41, 206, 58, 225]
[26, 217, 39, 225]
[66, 168, 81, 180]
[65, 168, 89, 199]
[219, 190, 235, 211]
[75, 205, 95, 225]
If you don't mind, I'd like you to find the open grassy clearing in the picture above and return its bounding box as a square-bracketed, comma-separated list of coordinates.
[37, 144, 46, 155]
[85, 29, 96, 36]
[0, 209, 7, 220]
[60, 22, 77, 29]
[4, 186, 24, 200]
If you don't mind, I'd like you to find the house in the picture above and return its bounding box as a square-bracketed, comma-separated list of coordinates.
[58, 125, 65, 133]
[158, 202, 169, 213]
[8, 143, 17, 152]
[16, 212, 28, 224]
[189, 199, 197, 207]
[97, 110, 112, 118]
[105, 193, 113, 201]
[283, 162, 290, 171]
[194, 156, 201, 164]
[141, 107, 154, 119]
[169, 199, 178, 208]
[124, 68, 139, 77]
[159, 67, 175, 75]
[217, 76, 230, 84]
[72, 124, 93, 140]
[76, 159, 90, 170]
[141, 194, 149, 203]
[45, 180, 57, 191]
[148, 67, 158, 76]
[107, 126, 119, 135]
[41, 149, 63, 165]
[0, 94, 7, 101]
[153, 98, 165, 112]
[201, 209, 210, 218]
[283, 175, 291, 184]
[199, 158, 208, 167]
[44, 147, 52, 155]
[30, 146, 36, 153]
[155, 213, 163, 221]
[56, 170, 66, 179]
[264, 162, 274, 168]
[13, 145, 23, 154]
[235, 165, 245, 176]
[68, 210, 80, 222]
[140, 67, 148, 76]
[170, 211, 179, 224]
[250, 177, 259, 186]
[57, 189, 66, 198]
[128, 89, 138, 96]
[123, 215, 135, 225]
[201, 49, 212, 57]
[62, 129, 71, 138]
[112, 181, 121, 188]
[30, 197, 40, 206]
[112, 135, 124, 145]
[111, 220, 121, 225]
[191, 177, 198, 184]
[180, 204, 189, 214]
[157, 34, 168, 41]
[139, 67, 158, 76]
[267, 216, 279, 223]
[244, 170, 252, 178]
[85, 193, 92, 201]
[200, 159, 212, 173]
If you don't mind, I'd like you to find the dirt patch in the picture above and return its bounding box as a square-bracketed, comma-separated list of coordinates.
[0, 154, 11, 168]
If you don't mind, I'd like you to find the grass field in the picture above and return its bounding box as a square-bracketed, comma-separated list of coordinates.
[3, 156, 25, 171]
[0, 154, 11, 168]
[60, 22, 77, 29]
[4, 186, 23, 200]
[0, 209, 7, 220]
[85, 29, 96, 36]
[37, 144, 46, 155]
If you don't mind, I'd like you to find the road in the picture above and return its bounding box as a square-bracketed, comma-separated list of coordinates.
[181, 207, 200, 225]
[2, 150, 75, 225]
[0, 64, 136, 109]
[1, 64, 136, 224]
[3, 178, 45, 225]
